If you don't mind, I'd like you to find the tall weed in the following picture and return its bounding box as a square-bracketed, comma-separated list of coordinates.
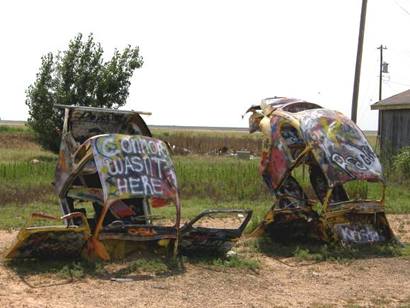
[392, 146, 410, 182]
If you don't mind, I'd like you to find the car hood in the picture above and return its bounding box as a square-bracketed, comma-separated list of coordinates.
[296, 109, 383, 185]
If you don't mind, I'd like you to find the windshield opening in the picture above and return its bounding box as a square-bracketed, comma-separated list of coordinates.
[343, 180, 384, 202]
[280, 123, 305, 160]
[68, 110, 145, 144]
[279, 158, 385, 214]
[282, 102, 322, 113]
[325, 180, 384, 211]
[149, 198, 177, 227]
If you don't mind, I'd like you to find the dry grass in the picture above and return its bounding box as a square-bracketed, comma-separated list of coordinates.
[153, 129, 262, 155]
[0, 184, 54, 205]
[0, 131, 55, 163]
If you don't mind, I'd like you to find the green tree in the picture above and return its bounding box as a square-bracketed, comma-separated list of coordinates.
[25, 33, 143, 152]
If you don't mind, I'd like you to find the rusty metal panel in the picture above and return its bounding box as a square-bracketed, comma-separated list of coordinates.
[8, 105, 252, 261]
[260, 116, 293, 190]
[246, 97, 395, 245]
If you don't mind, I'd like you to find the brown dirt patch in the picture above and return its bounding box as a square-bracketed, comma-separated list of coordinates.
[388, 214, 410, 243]
[0, 214, 409, 307]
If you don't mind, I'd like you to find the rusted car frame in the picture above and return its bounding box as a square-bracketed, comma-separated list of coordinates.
[6, 105, 251, 260]
[246, 97, 394, 245]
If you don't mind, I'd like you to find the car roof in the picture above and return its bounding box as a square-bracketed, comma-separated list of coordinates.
[54, 104, 152, 116]
[245, 97, 322, 114]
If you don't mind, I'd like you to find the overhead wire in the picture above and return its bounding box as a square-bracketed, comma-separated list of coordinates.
[387, 48, 410, 56]
[394, 0, 410, 16]
[385, 79, 410, 87]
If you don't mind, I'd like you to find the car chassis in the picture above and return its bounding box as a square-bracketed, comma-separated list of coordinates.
[6, 105, 251, 260]
[246, 97, 395, 245]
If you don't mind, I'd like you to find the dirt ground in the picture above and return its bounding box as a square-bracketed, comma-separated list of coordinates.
[0, 214, 410, 308]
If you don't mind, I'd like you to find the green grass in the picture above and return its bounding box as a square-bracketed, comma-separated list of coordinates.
[210, 255, 260, 271]
[7, 259, 107, 280]
[1, 127, 409, 282]
[6, 255, 178, 281]
[0, 125, 32, 133]
[6, 253, 258, 282]
[0, 197, 268, 230]
[0, 154, 409, 230]
[251, 236, 410, 262]
[0, 161, 56, 206]
[366, 134, 377, 149]
[0, 201, 61, 229]
[0, 161, 55, 184]
[187, 254, 260, 271]
[0, 155, 271, 206]
[174, 156, 268, 201]
[0, 127, 55, 164]
[111, 258, 171, 277]
[384, 184, 410, 214]
[0, 126, 409, 231]
[0, 149, 56, 164]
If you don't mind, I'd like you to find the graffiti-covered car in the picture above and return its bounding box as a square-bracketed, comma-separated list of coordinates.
[6, 105, 251, 260]
[246, 97, 394, 245]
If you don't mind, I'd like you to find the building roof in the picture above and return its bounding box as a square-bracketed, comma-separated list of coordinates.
[370, 89, 410, 110]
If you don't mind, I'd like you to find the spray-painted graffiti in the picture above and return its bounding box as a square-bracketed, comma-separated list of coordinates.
[299, 109, 383, 184]
[6, 105, 254, 262]
[244, 97, 394, 244]
[332, 153, 368, 172]
[71, 111, 129, 141]
[335, 224, 384, 244]
[92, 134, 177, 201]
[8, 230, 88, 259]
[331, 145, 377, 176]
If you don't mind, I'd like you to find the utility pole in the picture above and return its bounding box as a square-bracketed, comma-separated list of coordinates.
[351, 0, 368, 124]
[376, 45, 387, 140]
[378, 45, 387, 101]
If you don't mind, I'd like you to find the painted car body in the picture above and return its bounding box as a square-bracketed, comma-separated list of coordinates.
[246, 97, 394, 244]
[6, 105, 251, 260]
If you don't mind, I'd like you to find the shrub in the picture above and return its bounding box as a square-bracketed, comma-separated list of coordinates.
[393, 146, 410, 182]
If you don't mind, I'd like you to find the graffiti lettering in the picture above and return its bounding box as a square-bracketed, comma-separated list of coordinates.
[332, 153, 370, 173]
[92, 135, 177, 200]
[78, 111, 124, 123]
[336, 224, 383, 244]
[115, 176, 163, 196]
[97, 136, 169, 159]
[346, 156, 367, 171]
[101, 136, 121, 157]
[103, 156, 169, 196]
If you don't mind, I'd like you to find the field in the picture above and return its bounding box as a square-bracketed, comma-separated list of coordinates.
[0, 125, 410, 307]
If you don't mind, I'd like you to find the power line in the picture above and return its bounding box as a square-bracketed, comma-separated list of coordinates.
[394, 0, 410, 16]
[385, 81, 395, 91]
[385, 79, 410, 87]
[387, 48, 410, 56]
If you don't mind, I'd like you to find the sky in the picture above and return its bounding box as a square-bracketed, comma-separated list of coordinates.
[1, 0, 410, 130]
